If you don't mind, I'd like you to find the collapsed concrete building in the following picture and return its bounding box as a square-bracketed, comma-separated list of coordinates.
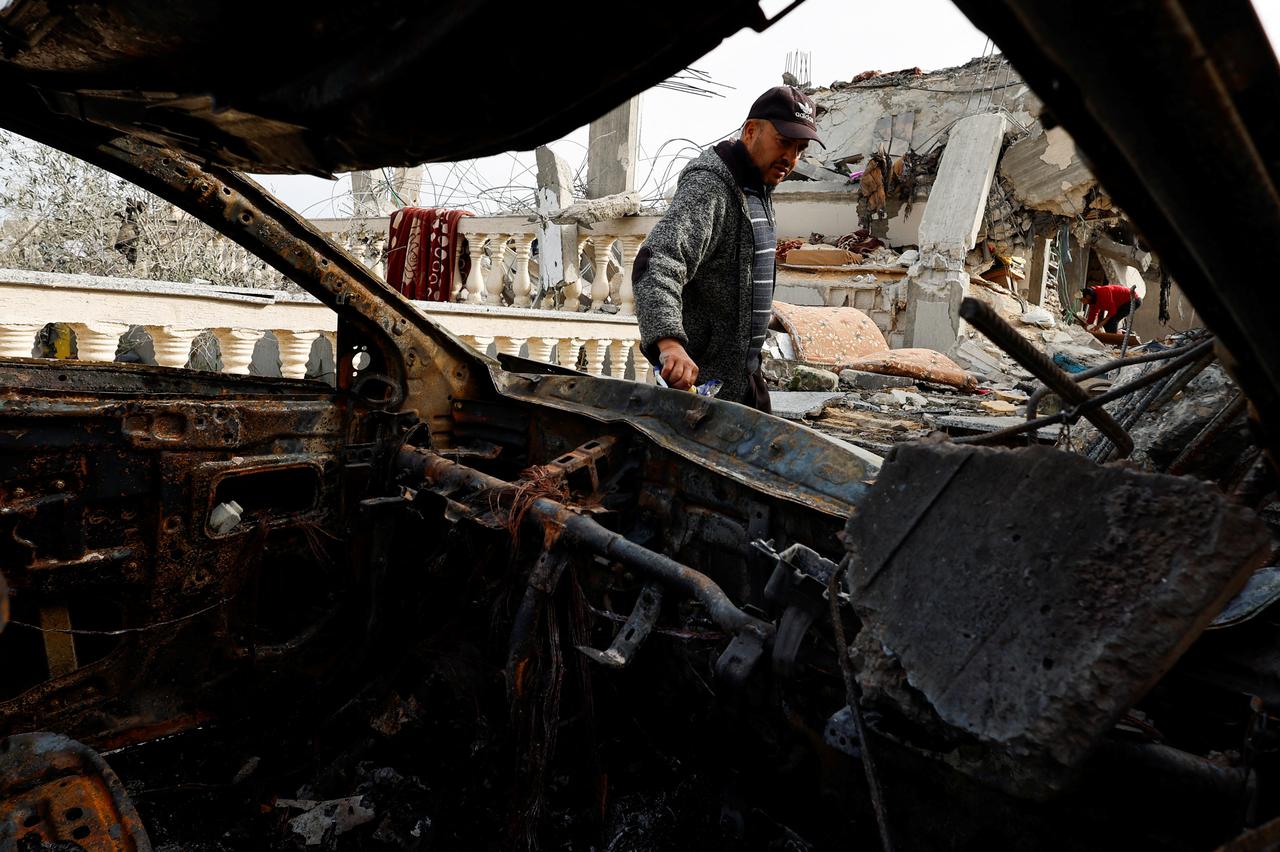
[768, 56, 1203, 354]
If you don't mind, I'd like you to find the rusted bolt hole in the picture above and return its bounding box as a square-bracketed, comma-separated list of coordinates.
[213, 410, 228, 422]
[240, 212, 252, 224]
[195, 417, 207, 428]
[164, 516, 182, 533]
[57, 374, 67, 382]
[64, 808, 83, 822]
[23, 813, 40, 828]
[222, 187, 232, 195]
[72, 826, 91, 840]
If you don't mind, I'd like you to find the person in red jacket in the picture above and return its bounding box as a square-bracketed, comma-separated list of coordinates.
[1081, 284, 1141, 333]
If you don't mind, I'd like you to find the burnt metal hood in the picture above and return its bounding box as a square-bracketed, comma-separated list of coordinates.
[0, 0, 786, 175]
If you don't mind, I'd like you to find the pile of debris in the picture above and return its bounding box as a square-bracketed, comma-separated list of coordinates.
[761, 275, 1120, 453]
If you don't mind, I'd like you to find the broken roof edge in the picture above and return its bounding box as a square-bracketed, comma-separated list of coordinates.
[813, 54, 1019, 95]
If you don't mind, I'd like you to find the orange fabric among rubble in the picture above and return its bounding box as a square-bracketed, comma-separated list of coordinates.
[846, 348, 978, 391]
[771, 302, 887, 364]
[771, 302, 976, 390]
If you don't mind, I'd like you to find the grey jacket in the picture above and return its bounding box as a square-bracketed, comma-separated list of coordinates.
[633, 142, 772, 405]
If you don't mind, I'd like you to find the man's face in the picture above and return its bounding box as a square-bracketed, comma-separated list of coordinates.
[742, 120, 809, 186]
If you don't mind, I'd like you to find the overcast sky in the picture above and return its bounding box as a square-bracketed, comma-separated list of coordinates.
[261, 0, 1280, 217]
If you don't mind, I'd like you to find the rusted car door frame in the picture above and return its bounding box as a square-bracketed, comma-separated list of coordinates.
[0, 114, 876, 746]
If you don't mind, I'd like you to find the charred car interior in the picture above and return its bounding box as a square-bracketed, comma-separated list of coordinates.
[3, 0, 1280, 849]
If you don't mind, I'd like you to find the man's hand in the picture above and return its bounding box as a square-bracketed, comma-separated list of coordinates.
[657, 338, 698, 390]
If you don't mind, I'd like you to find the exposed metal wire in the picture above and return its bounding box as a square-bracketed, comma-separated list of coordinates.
[954, 338, 1216, 446]
[828, 562, 894, 852]
[8, 597, 232, 636]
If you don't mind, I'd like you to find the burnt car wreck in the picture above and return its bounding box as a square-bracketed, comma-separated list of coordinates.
[3, 0, 1280, 849]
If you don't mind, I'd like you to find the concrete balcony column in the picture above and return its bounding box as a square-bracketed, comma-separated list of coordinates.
[608, 339, 632, 379]
[0, 323, 43, 359]
[557, 337, 585, 370]
[494, 336, 526, 358]
[559, 235, 590, 311]
[69, 321, 130, 362]
[461, 335, 494, 355]
[510, 233, 535, 307]
[484, 234, 509, 305]
[149, 326, 203, 369]
[583, 339, 608, 376]
[589, 236, 616, 311]
[527, 337, 560, 363]
[463, 235, 487, 304]
[617, 235, 643, 316]
[213, 328, 262, 375]
[633, 350, 652, 385]
[276, 330, 322, 379]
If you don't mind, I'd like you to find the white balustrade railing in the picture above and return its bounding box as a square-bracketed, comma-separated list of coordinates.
[0, 268, 649, 384]
[310, 214, 660, 316]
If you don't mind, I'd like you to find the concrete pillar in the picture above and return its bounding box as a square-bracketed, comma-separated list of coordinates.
[903, 113, 1006, 351]
[586, 96, 640, 199]
[535, 146, 580, 300]
[1026, 232, 1051, 307]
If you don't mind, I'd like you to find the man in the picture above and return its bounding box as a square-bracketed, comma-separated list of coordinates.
[632, 86, 822, 412]
[1081, 284, 1142, 333]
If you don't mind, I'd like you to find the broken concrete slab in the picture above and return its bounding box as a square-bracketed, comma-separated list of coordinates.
[949, 338, 1006, 377]
[846, 442, 1271, 799]
[768, 391, 845, 420]
[788, 365, 840, 392]
[840, 368, 914, 390]
[550, 191, 642, 227]
[995, 388, 1029, 404]
[935, 414, 1060, 440]
[980, 398, 1019, 415]
[999, 127, 1097, 217]
[888, 389, 929, 408]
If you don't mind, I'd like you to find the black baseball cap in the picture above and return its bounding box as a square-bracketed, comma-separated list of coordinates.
[747, 86, 824, 147]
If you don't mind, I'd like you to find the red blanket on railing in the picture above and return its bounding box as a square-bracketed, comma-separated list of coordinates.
[385, 207, 473, 301]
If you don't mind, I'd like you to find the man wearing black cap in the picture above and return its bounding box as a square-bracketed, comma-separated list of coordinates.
[632, 86, 822, 411]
